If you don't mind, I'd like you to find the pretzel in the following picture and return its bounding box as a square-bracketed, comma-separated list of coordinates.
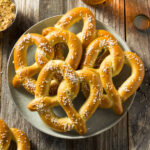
[0, 119, 30, 150]
[94, 30, 122, 67]
[82, 31, 124, 76]
[42, 27, 83, 70]
[81, 32, 125, 114]
[55, 7, 96, 48]
[12, 33, 54, 95]
[28, 60, 103, 134]
[99, 51, 145, 114]
[81, 30, 145, 114]
[81, 0, 106, 5]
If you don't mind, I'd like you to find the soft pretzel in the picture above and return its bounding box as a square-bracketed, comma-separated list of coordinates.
[42, 27, 82, 69]
[55, 7, 96, 48]
[28, 60, 103, 134]
[0, 119, 30, 150]
[82, 32, 124, 76]
[81, 32, 125, 114]
[99, 51, 145, 114]
[81, 29, 145, 114]
[12, 33, 54, 95]
[94, 30, 120, 68]
[81, 0, 106, 5]
[42, 27, 83, 95]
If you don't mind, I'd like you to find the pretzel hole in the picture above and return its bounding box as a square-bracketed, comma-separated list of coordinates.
[53, 43, 69, 60]
[27, 45, 36, 66]
[113, 64, 131, 88]
[8, 141, 17, 150]
[73, 87, 86, 111]
[61, 44, 69, 58]
[49, 73, 63, 96]
[52, 106, 67, 117]
[69, 20, 83, 35]
[94, 49, 110, 68]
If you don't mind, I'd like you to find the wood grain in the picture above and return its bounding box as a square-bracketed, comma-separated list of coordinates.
[125, 0, 150, 150]
[0, 0, 149, 149]
[0, 33, 2, 111]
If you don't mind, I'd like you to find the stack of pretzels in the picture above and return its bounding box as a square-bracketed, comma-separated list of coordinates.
[12, 7, 145, 135]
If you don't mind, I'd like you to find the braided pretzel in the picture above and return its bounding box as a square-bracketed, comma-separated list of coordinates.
[81, 0, 106, 5]
[99, 51, 145, 114]
[28, 60, 103, 134]
[0, 119, 30, 150]
[55, 7, 96, 48]
[12, 33, 54, 95]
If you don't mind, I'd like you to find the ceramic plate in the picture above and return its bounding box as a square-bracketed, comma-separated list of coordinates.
[7, 16, 135, 139]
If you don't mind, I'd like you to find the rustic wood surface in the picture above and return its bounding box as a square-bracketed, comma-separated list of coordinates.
[0, 0, 149, 149]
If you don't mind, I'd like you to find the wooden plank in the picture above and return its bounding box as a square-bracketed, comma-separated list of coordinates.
[125, 0, 150, 150]
[0, 0, 41, 150]
[0, 33, 2, 111]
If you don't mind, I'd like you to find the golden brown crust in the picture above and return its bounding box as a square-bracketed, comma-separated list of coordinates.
[0, 119, 30, 150]
[42, 27, 83, 95]
[81, 30, 145, 115]
[12, 33, 55, 95]
[82, 31, 124, 76]
[28, 60, 103, 134]
[55, 7, 96, 48]
[0, 119, 11, 150]
[42, 27, 83, 70]
[99, 51, 145, 114]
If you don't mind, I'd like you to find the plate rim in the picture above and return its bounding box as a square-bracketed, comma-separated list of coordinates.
[7, 15, 136, 139]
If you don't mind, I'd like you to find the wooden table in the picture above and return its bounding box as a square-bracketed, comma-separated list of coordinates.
[0, 0, 149, 149]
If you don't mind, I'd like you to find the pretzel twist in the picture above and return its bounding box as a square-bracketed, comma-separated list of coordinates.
[28, 60, 103, 134]
[0, 119, 30, 150]
[12, 33, 54, 94]
[82, 30, 124, 76]
[42, 27, 82, 69]
[82, 30, 145, 114]
[55, 7, 96, 48]
[82, 31, 125, 114]
[99, 51, 145, 114]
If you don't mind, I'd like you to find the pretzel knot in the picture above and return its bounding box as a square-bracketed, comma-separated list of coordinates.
[99, 51, 145, 114]
[42, 27, 83, 70]
[12, 33, 54, 95]
[82, 31, 145, 115]
[0, 119, 30, 150]
[28, 60, 103, 134]
[55, 7, 96, 48]
[82, 31, 124, 114]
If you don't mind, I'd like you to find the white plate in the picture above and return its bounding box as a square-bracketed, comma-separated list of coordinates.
[7, 16, 134, 139]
